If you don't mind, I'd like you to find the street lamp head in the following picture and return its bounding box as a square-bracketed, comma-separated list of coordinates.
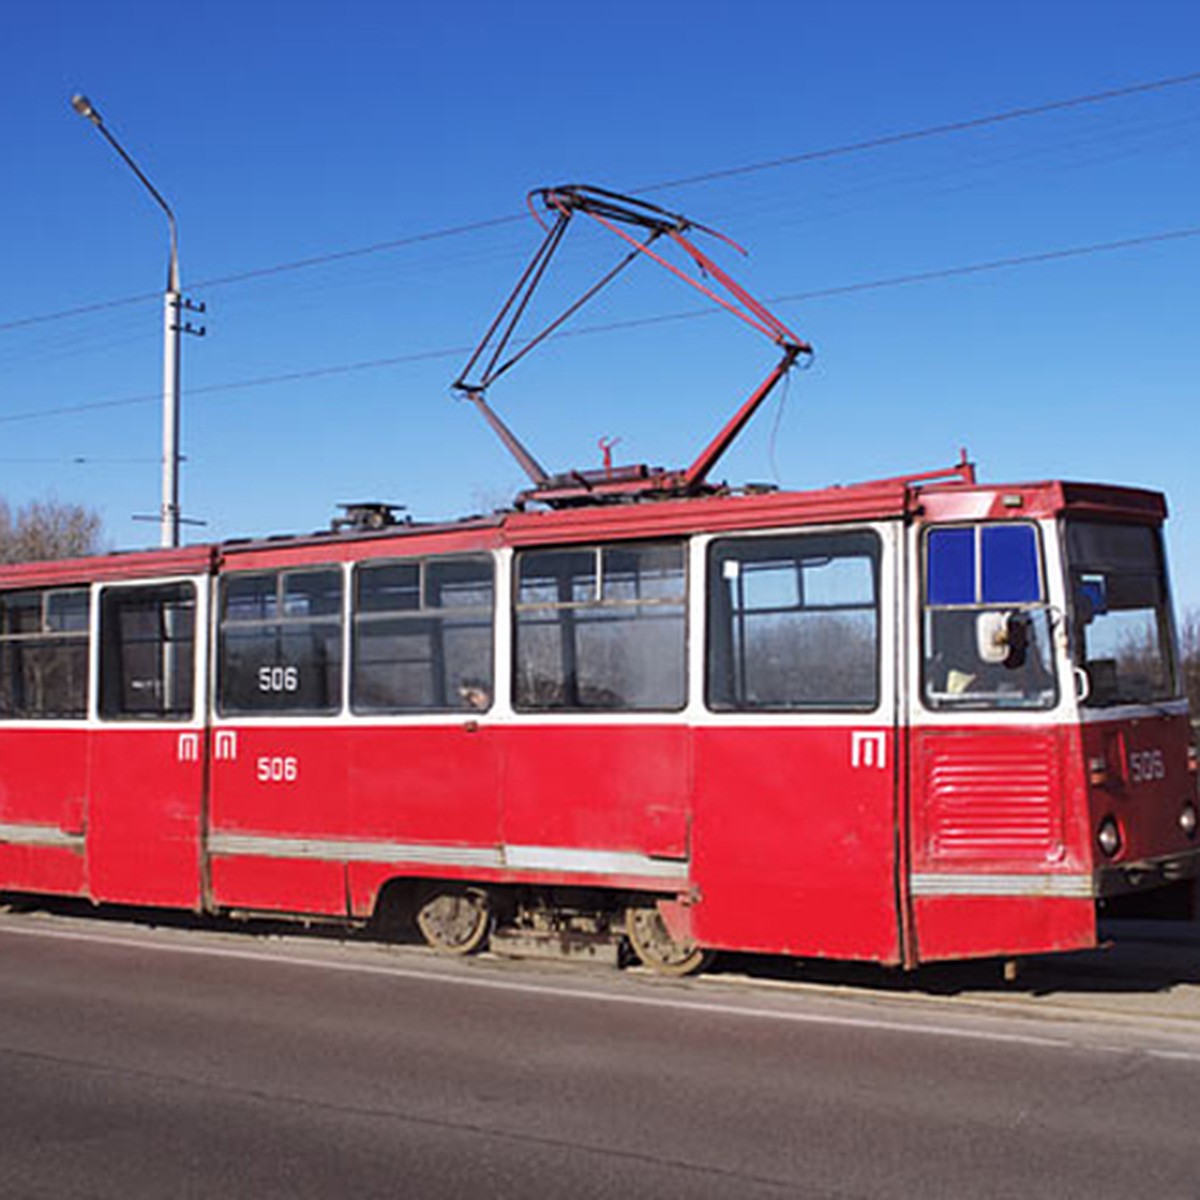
[71, 93, 102, 126]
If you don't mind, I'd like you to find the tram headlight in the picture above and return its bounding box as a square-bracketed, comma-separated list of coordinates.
[1097, 816, 1122, 858]
[1181, 802, 1198, 840]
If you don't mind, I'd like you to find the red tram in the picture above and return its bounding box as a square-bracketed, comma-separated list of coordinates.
[0, 187, 1194, 972]
[0, 466, 1195, 971]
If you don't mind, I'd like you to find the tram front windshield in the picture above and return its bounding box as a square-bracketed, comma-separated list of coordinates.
[1066, 520, 1178, 707]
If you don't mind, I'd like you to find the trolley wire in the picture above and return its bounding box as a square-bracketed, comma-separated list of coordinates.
[637, 70, 1200, 193]
[560, 226, 1200, 338]
[0, 456, 161, 465]
[0, 215, 529, 335]
[1, 223, 1194, 428]
[2, 68, 1197, 336]
[0, 345, 472, 424]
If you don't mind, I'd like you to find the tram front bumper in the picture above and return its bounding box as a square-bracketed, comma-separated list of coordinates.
[1095, 848, 1200, 898]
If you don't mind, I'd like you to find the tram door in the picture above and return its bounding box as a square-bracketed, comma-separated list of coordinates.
[87, 580, 207, 907]
[205, 565, 351, 917]
[691, 526, 903, 962]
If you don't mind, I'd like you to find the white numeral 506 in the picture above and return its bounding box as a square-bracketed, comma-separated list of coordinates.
[256, 755, 298, 783]
[258, 666, 299, 693]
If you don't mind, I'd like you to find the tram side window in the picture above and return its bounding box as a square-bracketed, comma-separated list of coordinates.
[707, 532, 880, 710]
[219, 568, 343, 715]
[352, 556, 494, 712]
[514, 542, 686, 711]
[0, 588, 90, 719]
[99, 584, 195, 720]
[922, 523, 1057, 710]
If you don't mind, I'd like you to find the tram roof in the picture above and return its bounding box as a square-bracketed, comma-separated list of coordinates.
[0, 472, 1167, 587]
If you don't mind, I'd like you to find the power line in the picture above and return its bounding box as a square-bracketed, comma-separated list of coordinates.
[2, 223, 1194, 427]
[639, 70, 1200, 192]
[0, 344, 472, 424]
[3, 68, 1197, 335]
[776, 227, 1200, 303]
[557, 226, 1200, 339]
[0, 290, 162, 334]
[0, 218, 529, 335]
[192, 215, 525, 291]
[0, 456, 160, 464]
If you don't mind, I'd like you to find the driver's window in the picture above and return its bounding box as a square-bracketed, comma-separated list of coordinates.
[922, 524, 1057, 711]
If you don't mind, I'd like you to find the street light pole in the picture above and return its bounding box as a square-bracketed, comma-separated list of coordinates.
[71, 93, 197, 549]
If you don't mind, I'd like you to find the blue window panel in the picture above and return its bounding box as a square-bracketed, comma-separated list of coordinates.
[1076, 575, 1108, 619]
[927, 528, 975, 605]
[981, 525, 1040, 603]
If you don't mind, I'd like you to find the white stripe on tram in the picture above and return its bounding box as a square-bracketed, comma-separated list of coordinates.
[206, 832, 690, 881]
[208, 833, 504, 869]
[0, 822, 84, 851]
[502, 845, 689, 880]
[911, 872, 1094, 899]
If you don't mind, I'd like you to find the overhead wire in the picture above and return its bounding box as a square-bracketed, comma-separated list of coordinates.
[578, 226, 1200, 332]
[0, 456, 162, 465]
[636, 69, 1200, 193]
[2, 68, 1198, 335]
[3, 70, 1197, 483]
[688, 102, 1200, 235]
[0, 344, 472, 424]
[1, 223, 1194, 428]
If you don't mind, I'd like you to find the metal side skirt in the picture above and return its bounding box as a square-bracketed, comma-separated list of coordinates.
[0, 822, 85, 852]
[911, 872, 1093, 899]
[207, 832, 689, 881]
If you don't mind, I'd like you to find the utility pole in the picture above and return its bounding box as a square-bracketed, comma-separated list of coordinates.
[71, 94, 204, 548]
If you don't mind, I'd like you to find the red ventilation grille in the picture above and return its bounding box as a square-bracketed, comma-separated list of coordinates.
[920, 731, 1064, 862]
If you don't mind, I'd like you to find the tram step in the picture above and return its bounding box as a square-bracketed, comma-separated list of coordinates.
[491, 928, 621, 966]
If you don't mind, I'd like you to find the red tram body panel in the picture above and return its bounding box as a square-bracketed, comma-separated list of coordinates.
[0, 472, 1195, 969]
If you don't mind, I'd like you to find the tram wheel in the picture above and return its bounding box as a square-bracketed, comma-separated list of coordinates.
[414, 885, 492, 955]
[625, 903, 710, 976]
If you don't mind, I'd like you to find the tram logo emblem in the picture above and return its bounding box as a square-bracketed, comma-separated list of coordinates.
[177, 732, 199, 763]
[215, 731, 239, 762]
[850, 731, 887, 771]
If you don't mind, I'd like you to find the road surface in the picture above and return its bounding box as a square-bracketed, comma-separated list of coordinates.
[1, 907, 1198, 1199]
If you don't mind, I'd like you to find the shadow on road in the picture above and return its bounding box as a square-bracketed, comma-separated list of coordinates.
[709, 919, 1200, 998]
[3, 892, 1197, 999]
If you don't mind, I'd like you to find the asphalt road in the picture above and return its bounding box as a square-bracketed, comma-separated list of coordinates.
[1, 910, 1199, 1199]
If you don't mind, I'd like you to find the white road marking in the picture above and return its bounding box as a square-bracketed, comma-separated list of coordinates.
[1144, 1048, 1200, 1064]
[4, 917, 1197, 1061]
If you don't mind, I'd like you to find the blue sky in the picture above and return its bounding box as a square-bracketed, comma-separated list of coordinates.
[1, 2, 1198, 605]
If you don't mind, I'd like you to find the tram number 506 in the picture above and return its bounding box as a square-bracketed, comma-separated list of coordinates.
[257, 755, 299, 784]
[258, 666, 300, 693]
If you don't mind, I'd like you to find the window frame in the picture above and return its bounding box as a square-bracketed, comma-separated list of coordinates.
[1063, 518, 1180, 708]
[0, 586, 91, 721]
[217, 565, 345, 718]
[919, 520, 1059, 713]
[511, 539, 689, 714]
[350, 552, 496, 715]
[704, 528, 883, 714]
[98, 581, 197, 722]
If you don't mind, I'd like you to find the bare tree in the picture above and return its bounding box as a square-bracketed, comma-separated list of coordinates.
[1180, 607, 1200, 726]
[0, 497, 105, 564]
